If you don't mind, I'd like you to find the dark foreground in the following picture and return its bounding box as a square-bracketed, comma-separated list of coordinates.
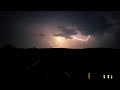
[0, 47, 120, 81]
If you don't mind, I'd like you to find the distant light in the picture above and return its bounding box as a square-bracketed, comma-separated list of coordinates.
[111, 75, 113, 79]
[103, 75, 105, 79]
[88, 73, 90, 79]
[107, 75, 110, 79]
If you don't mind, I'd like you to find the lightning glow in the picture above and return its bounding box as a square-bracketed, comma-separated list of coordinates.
[49, 41, 58, 48]
[48, 35, 91, 48]
[71, 35, 91, 41]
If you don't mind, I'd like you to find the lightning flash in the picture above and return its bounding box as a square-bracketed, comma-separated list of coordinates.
[49, 35, 91, 48]
[71, 35, 91, 41]
[49, 36, 65, 48]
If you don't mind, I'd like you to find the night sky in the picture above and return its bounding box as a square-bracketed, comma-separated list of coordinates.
[0, 11, 120, 48]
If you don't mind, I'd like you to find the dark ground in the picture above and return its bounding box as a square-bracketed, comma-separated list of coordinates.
[0, 46, 120, 81]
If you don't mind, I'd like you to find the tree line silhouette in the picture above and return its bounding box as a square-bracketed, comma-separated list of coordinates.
[0, 43, 120, 80]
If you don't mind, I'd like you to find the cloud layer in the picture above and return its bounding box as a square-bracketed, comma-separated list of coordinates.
[1, 11, 120, 48]
[53, 25, 80, 39]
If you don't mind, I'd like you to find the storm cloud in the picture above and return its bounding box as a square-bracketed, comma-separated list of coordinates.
[53, 25, 79, 39]
[0, 11, 120, 48]
[95, 11, 120, 48]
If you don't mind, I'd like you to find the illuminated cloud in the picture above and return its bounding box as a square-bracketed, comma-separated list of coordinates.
[53, 33, 73, 39]
[1, 11, 120, 48]
[53, 25, 80, 39]
[49, 25, 93, 48]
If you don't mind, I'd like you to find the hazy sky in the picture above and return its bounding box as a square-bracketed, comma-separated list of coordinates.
[0, 11, 120, 48]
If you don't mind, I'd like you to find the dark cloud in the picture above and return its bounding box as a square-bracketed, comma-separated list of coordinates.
[53, 33, 73, 39]
[32, 33, 45, 37]
[39, 33, 45, 37]
[72, 12, 109, 36]
[52, 12, 109, 37]
[53, 25, 79, 39]
[1, 11, 120, 48]
[97, 12, 120, 48]
[58, 26, 78, 35]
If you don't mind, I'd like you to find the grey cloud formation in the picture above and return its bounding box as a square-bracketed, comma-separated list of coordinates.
[97, 12, 120, 48]
[53, 25, 79, 39]
[39, 33, 45, 37]
[74, 12, 109, 36]
[32, 33, 45, 37]
[52, 12, 120, 48]
[53, 33, 73, 39]
[1, 11, 120, 48]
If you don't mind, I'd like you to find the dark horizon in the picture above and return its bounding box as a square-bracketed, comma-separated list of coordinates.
[1, 43, 119, 80]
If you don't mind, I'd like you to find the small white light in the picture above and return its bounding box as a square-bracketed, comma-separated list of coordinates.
[111, 75, 113, 79]
[103, 75, 105, 79]
[107, 75, 110, 79]
[88, 73, 90, 79]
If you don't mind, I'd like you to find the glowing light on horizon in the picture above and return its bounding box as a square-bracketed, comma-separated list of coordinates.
[48, 41, 58, 48]
[48, 35, 91, 48]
